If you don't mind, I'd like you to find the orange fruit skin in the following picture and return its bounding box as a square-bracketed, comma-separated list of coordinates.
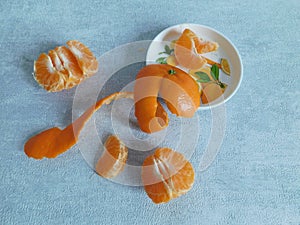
[67, 40, 98, 77]
[142, 148, 195, 204]
[134, 65, 168, 133]
[24, 124, 78, 159]
[134, 64, 200, 133]
[24, 127, 63, 159]
[95, 135, 128, 178]
[24, 92, 133, 159]
[160, 67, 200, 117]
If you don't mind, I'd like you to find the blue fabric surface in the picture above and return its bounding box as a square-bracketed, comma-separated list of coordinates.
[1, 0, 299, 224]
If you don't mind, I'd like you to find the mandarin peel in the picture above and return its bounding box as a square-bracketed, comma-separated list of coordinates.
[24, 92, 133, 159]
[134, 64, 200, 134]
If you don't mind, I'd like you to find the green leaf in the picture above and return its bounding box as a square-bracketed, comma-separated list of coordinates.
[156, 57, 167, 64]
[165, 45, 172, 55]
[195, 72, 211, 83]
[159, 45, 174, 56]
[210, 64, 219, 80]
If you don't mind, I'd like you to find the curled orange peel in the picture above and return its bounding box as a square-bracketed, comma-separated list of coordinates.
[24, 92, 133, 159]
[134, 64, 200, 133]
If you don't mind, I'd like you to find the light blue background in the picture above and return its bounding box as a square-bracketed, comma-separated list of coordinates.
[1, 0, 299, 224]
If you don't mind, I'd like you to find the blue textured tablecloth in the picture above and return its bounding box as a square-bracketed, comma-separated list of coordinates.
[1, 0, 299, 224]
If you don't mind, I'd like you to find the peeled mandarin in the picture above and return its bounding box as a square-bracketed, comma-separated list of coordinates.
[142, 148, 195, 204]
[201, 83, 224, 104]
[166, 55, 178, 67]
[95, 135, 128, 179]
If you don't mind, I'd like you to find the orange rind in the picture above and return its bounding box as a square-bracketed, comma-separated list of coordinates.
[24, 92, 133, 159]
[134, 64, 200, 133]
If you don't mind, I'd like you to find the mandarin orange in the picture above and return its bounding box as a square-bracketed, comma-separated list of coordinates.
[134, 64, 200, 133]
[33, 40, 98, 92]
[142, 148, 195, 204]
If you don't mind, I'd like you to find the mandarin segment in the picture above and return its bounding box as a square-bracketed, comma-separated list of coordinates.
[169, 40, 177, 49]
[166, 55, 178, 67]
[142, 148, 195, 204]
[201, 83, 224, 104]
[48, 50, 66, 73]
[33, 53, 65, 92]
[174, 30, 207, 70]
[33, 40, 98, 92]
[48, 49, 69, 80]
[221, 58, 231, 75]
[55, 46, 83, 88]
[67, 40, 99, 76]
[184, 29, 219, 54]
[174, 29, 219, 70]
[95, 135, 128, 178]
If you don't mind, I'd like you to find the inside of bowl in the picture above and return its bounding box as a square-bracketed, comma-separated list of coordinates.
[146, 24, 243, 108]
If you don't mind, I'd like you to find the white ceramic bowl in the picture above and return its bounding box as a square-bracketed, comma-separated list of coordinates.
[146, 23, 243, 110]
